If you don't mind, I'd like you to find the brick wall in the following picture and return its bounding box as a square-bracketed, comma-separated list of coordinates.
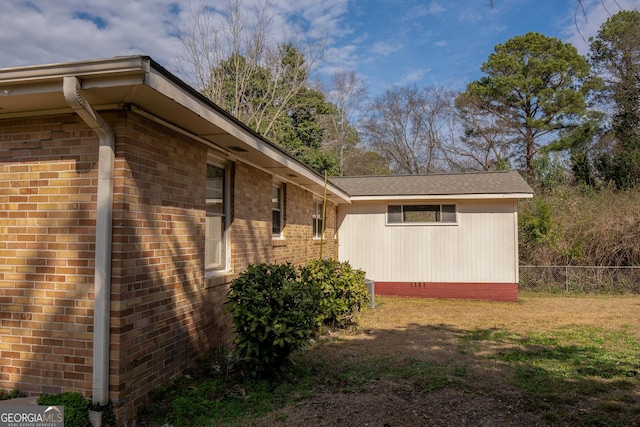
[271, 183, 337, 265]
[110, 112, 215, 420]
[0, 111, 237, 422]
[0, 114, 99, 396]
[374, 282, 519, 302]
[1, 110, 342, 425]
[231, 162, 272, 271]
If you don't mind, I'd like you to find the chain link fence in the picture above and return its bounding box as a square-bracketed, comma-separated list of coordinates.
[519, 265, 640, 294]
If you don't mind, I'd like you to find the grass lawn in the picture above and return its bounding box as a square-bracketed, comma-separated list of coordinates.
[138, 293, 640, 426]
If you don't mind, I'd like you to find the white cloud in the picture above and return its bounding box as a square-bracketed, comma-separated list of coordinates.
[405, 1, 446, 20]
[0, 0, 350, 76]
[434, 40, 448, 47]
[457, 7, 488, 24]
[428, 1, 446, 15]
[0, 1, 186, 69]
[321, 44, 361, 71]
[563, 0, 640, 54]
[369, 41, 401, 56]
[398, 68, 430, 85]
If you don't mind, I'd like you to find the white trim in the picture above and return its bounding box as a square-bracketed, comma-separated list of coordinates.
[350, 193, 533, 201]
[312, 198, 324, 239]
[204, 158, 232, 273]
[223, 162, 232, 272]
[272, 183, 284, 239]
[385, 203, 458, 226]
[385, 222, 458, 227]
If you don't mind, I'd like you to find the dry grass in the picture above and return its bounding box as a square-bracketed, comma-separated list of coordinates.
[141, 294, 640, 426]
[360, 293, 640, 334]
[257, 294, 640, 426]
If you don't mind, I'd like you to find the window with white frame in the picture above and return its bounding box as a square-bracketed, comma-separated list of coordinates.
[205, 163, 228, 270]
[387, 204, 456, 224]
[312, 199, 324, 238]
[272, 184, 283, 237]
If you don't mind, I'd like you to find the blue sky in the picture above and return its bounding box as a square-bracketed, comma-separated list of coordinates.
[329, 0, 638, 92]
[0, 0, 637, 95]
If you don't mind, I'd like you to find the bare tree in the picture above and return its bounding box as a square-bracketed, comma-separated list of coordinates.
[178, 0, 326, 140]
[446, 92, 516, 171]
[321, 70, 368, 175]
[362, 85, 452, 175]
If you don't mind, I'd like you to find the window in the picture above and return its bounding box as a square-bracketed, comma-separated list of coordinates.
[272, 184, 283, 237]
[205, 163, 228, 270]
[312, 199, 324, 238]
[387, 204, 456, 224]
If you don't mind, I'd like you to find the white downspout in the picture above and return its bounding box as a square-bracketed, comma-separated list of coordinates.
[63, 76, 114, 406]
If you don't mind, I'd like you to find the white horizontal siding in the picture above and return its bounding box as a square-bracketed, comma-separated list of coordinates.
[337, 199, 517, 283]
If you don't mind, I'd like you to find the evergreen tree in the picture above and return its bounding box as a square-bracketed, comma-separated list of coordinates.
[590, 10, 640, 189]
[460, 32, 594, 174]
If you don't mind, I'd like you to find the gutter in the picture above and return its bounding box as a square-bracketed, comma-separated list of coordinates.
[62, 77, 114, 406]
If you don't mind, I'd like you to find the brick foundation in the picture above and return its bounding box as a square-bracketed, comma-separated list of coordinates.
[373, 281, 518, 302]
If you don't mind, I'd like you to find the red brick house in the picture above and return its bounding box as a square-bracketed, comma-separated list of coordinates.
[0, 56, 532, 425]
[0, 56, 349, 424]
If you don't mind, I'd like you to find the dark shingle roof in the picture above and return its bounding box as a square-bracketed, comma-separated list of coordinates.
[329, 171, 533, 197]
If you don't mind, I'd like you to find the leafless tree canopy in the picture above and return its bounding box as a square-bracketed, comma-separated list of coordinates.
[176, 0, 637, 179]
[362, 85, 455, 175]
[322, 70, 368, 175]
[448, 91, 518, 171]
[178, 0, 326, 140]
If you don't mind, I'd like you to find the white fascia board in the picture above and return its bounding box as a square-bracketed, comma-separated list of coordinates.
[0, 56, 148, 118]
[349, 193, 534, 201]
[0, 56, 148, 86]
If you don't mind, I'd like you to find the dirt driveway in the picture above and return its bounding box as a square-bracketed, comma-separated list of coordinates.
[250, 294, 640, 426]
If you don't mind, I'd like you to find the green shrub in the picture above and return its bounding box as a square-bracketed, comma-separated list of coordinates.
[520, 197, 554, 244]
[531, 153, 568, 189]
[226, 263, 323, 375]
[37, 392, 90, 427]
[0, 389, 24, 400]
[302, 259, 368, 328]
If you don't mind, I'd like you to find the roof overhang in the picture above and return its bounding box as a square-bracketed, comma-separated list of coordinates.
[0, 56, 350, 204]
[348, 193, 534, 201]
